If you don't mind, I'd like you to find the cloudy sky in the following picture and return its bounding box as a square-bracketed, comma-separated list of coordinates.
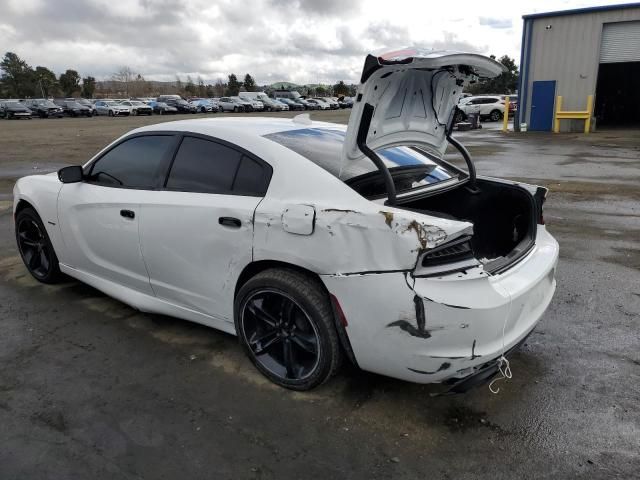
[1, 0, 635, 85]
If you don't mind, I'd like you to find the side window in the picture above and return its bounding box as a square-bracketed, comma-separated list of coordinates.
[166, 136, 269, 196]
[88, 135, 174, 188]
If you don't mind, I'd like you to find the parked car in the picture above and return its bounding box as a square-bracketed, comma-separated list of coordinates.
[68, 98, 97, 115]
[165, 98, 197, 114]
[228, 96, 255, 112]
[295, 98, 318, 110]
[239, 92, 283, 112]
[21, 99, 64, 118]
[94, 100, 130, 117]
[273, 99, 289, 111]
[275, 98, 304, 111]
[338, 96, 354, 108]
[149, 101, 178, 115]
[318, 97, 339, 109]
[457, 95, 507, 122]
[239, 96, 264, 111]
[218, 97, 247, 112]
[305, 98, 329, 110]
[54, 100, 93, 117]
[1, 101, 32, 119]
[190, 99, 219, 113]
[117, 100, 153, 116]
[12, 50, 558, 393]
[272, 90, 302, 100]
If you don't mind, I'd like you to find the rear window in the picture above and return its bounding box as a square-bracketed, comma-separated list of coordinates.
[263, 127, 454, 188]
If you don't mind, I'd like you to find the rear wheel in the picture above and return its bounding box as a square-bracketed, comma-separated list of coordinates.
[490, 109, 502, 122]
[15, 207, 62, 284]
[235, 269, 342, 390]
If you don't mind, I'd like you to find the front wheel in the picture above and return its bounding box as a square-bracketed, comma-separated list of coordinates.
[490, 109, 502, 122]
[234, 106, 238, 112]
[235, 269, 342, 391]
[108, 110, 114, 117]
[15, 207, 63, 283]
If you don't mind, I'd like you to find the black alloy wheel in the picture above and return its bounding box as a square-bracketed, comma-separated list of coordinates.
[235, 269, 342, 390]
[490, 109, 502, 122]
[15, 207, 62, 283]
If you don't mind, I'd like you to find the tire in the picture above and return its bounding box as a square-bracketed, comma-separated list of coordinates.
[159, 109, 164, 115]
[490, 109, 502, 122]
[15, 207, 63, 284]
[454, 111, 466, 123]
[108, 110, 114, 117]
[132, 109, 137, 116]
[235, 268, 343, 390]
[234, 106, 238, 112]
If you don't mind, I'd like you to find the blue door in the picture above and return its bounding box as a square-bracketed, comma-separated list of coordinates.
[530, 80, 556, 131]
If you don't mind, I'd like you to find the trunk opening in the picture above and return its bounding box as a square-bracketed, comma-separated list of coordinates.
[398, 178, 538, 274]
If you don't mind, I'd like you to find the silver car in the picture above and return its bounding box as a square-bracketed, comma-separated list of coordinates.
[94, 100, 130, 117]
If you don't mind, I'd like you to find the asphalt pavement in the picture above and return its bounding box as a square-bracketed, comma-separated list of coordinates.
[0, 111, 638, 479]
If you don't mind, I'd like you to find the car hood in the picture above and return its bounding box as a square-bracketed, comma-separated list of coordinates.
[343, 48, 505, 162]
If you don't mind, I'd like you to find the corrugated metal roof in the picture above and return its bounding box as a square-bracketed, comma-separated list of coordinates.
[523, 2, 640, 20]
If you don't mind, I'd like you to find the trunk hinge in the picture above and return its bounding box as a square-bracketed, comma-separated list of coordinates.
[357, 103, 397, 206]
[446, 107, 478, 192]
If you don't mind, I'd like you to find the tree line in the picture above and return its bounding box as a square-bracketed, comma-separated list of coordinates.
[0, 51, 358, 99]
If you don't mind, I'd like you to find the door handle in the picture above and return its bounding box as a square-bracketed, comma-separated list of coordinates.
[219, 216, 241, 228]
[120, 209, 135, 219]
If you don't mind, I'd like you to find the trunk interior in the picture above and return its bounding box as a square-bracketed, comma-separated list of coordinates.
[398, 178, 538, 272]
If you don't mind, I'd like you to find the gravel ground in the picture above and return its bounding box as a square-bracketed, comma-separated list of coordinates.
[0, 110, 638, 479]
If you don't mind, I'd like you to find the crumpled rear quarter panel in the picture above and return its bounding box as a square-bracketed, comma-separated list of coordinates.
[320, 226, 559, 384]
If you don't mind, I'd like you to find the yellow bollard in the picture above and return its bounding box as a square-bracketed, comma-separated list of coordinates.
[553, 96, 563, 133]
[502, 96, 509, 132]
[584, 94, 593, 133]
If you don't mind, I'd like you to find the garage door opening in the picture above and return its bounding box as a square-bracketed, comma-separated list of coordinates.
[595, 61, 640, 127]
[595, 21, 640, 128]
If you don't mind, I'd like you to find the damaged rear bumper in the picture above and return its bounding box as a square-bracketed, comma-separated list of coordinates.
[320, 225, 558, 385]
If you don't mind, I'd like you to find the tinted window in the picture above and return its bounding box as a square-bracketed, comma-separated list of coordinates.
[263, 128, 453, 184]
[167, 137, 242, 194]
[89, 135, 174, 188]
[234, 156, 267, 195]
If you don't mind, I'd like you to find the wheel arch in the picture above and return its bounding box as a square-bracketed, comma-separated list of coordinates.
[234, 259, 358, 366]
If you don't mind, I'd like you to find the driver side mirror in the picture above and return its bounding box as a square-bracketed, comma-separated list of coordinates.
[58, 165, 84, 183]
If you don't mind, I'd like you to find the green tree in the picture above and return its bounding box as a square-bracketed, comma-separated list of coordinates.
[0, 52, 35, 97]
[59, 69, 80, 96]
[226, 73, 241, 96]
[466, 55, 519, 95]
[315, 85, 327, 96]
[197, 76, 206, 97]
[34, 66, 59, 97]
[81, 76, 96, 98]
[243, 73, 256, 92]
[332, 80, 349, 96]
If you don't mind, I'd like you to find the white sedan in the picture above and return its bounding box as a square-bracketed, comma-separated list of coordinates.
[13, 50, 558, 392]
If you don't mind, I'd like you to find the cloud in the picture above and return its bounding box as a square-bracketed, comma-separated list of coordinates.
[0, 0, 549, 85]
[479, 17, 513, 29]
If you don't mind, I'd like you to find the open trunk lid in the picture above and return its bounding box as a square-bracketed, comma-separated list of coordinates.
[343, 48, 506, 164]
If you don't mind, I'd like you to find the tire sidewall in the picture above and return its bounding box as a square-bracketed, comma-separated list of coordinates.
[234, 270, 338, 390]
[15, 207, 61, 283]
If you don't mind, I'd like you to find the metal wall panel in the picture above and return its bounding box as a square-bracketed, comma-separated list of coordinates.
[600, 21, 640, 63]
[522, 7, 640, 131]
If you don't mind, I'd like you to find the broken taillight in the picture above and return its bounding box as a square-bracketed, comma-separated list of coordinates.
[414, 236, 480, 277]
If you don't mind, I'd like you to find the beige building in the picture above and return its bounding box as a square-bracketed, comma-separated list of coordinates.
[518, 3, 640, 132]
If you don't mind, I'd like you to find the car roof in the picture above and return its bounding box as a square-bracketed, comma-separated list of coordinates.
[133, 117, 345, 138]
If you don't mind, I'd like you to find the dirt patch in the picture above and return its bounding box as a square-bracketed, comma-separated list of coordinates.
[602, 247, 640, 271]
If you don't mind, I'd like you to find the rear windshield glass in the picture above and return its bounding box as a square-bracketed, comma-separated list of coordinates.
[263, 127, 454, 185]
